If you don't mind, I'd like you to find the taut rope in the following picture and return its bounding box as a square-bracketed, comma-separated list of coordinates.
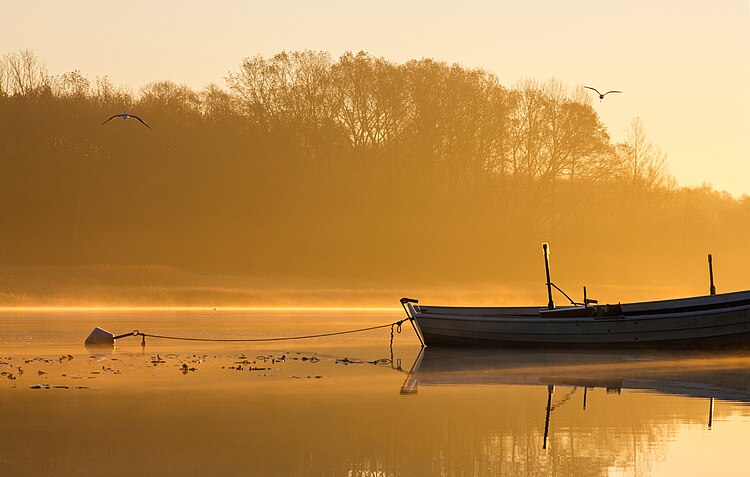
[115, 318, 410, 346]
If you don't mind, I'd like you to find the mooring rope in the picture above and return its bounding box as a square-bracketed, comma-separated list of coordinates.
[118, 318, 410, 344]
[390, 320, 403, 371]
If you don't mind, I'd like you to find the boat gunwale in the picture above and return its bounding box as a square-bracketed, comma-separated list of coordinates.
[412, 290, 750, 324]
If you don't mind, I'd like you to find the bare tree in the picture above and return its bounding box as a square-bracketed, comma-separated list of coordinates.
[331, 51, 411, 151]
[226, 50, 335, 131]
[509, 79, 549, 180]
[93, 76, 132, 107]
[139, 80, 201, 114]
[622, 117, 673, 191]
[2, 49, 49, 95]
[200, 83, 236, 118]
[53, 70, 90, 98]
[0, 62, 6, 97]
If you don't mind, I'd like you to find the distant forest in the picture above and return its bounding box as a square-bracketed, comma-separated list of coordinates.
[1, 49, 749, 305]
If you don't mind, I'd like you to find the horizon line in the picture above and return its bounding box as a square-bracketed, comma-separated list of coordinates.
[0, 306, 403, 312]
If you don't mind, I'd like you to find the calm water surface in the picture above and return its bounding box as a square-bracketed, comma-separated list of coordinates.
[2, 309, 750, 476]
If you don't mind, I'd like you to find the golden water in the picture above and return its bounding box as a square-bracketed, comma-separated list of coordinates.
[1, 310, 749, 476]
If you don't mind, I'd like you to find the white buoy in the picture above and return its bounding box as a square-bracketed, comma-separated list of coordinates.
[85, 327, 115, 346]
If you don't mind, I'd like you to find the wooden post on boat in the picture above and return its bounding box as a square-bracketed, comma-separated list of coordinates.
[543, 243, 554, 309]
[708, 254, 716, 295]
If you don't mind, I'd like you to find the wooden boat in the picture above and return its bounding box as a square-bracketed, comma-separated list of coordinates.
[401, 290, 750, 348]
[400, 245, 750, 348]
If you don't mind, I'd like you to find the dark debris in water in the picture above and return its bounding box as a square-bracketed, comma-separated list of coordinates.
[180, 364, 198, 374]
[3, 349, 391, 388]
[257, 354, 287, 364]
[224, 364, 270, 371]
[29, 383, 81, 389]
[2, 371, 17, 380]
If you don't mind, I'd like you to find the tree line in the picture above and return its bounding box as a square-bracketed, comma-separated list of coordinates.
[1, 49, 748, 299]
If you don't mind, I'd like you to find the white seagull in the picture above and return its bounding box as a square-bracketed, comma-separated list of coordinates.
[584, 86, 622, 100]
[101, 113, 151, 129]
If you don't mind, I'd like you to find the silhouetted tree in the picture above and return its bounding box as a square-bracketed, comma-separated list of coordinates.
[1, 49, 49, 96]
[621, 117, 673, 192]
[1, 49, 749, 293]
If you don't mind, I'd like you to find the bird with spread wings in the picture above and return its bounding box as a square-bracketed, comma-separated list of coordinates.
[101, 113, 151, 129]
[584, 86, 622, 100]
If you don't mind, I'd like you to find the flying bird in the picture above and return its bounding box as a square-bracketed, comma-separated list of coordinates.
[101, 113, 151, 129]
[584, 86, 622, 100]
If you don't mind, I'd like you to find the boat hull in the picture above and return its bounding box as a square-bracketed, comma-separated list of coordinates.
[419, 327, 750, 348]
[408, 290, 750, 348]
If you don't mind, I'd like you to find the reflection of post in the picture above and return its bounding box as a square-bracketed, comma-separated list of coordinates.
[543, 385, 554, 449]
[583, 386, 588, 410]
[708, 397, 715, 429]
[399, 347, 425, 395]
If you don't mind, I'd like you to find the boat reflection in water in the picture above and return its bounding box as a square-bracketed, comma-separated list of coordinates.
[401, 346, 750, 448]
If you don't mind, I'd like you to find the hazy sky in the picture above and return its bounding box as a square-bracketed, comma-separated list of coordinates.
[3, 1, 749, 195]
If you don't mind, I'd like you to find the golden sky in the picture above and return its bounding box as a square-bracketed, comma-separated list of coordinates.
[4, 1, 749, 195]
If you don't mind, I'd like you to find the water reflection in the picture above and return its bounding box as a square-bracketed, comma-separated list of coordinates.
[404, 347, 750, 403]
[5, 312, 750, 476]
[401, 346, 750, 465]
